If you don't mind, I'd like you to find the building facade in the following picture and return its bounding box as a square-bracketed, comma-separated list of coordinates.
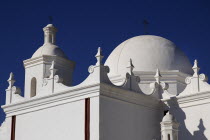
[0, 24, 209, 140]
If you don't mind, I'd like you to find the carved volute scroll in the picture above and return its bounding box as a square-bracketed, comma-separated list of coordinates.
[179, 59, 210, 96]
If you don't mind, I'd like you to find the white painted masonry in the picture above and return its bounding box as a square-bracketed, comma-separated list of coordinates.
[0, 24, 209, 140]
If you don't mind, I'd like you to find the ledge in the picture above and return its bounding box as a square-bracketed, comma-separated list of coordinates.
[2, 82, 163, 117]
[162, 91, 210, 108]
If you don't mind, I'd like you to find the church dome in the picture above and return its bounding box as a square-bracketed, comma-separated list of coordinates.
[31, 24, 68, 59]
[105, 35, 193, 76]
[32, 44, 68, 58]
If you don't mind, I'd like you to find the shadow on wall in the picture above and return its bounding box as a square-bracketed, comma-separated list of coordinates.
[166, 98, 207, 140]
[193, 119, 207, 140]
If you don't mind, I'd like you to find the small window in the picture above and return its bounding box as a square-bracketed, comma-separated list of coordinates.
[168, 134, 170, 140]
[31, 77, 37, 97]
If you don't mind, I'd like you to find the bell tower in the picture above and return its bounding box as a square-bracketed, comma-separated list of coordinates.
[161, 112, 179, 140]
[23, 24, 75, 98]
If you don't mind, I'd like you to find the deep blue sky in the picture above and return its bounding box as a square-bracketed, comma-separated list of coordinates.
[0, 0, 210, 123]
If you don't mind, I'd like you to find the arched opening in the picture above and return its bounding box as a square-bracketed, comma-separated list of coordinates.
[31, 77, 37, 97]
[168, 134, 170, 140]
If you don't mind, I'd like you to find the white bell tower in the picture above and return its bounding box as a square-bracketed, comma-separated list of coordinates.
[23, 24, 75, 98]
[161, 112, 179, 140]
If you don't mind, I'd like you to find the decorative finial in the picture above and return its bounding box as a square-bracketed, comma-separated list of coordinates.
[7, 72, 15, 89]
[154, 69, 161, 84]
[43, 24, 57, 45]
[126, 59, 134, 75]
[49, 61, 57, 78]
[192, 59, 200, 76]
[95, 47, 104, 66]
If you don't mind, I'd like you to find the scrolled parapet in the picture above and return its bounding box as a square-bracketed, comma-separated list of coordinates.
[142, 81, 158, 95]
[185, 76, 192, 84]
[150, 82, 159, 90]
[54, 75, 63, 83]
[160, 82, 169, 90]
[118, 59, 141, 92]
[78, 47, 113, 86]
[5, 72, 24, 105]
[11, 86, 21, 95]
[119, 63, 163, 96]
[88, 65, 95, 74]
[178, 59, 210, 97]
[143, 69, 174, 99]
[40, 61, 68, 94]
[199, 73, 208, 81]
[88, 64, 110, 74]
[145, 69, 170, 98]
[120, 71, 141, 92]
[125, 72, 140, 82]
[185, 73, 208, 85]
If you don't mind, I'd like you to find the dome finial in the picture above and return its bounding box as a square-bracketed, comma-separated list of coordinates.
[49, 61, 57, 78]
[7, 72, 15, 89]
[192, 59, 200, 76]
[43, 24, 57, 45]
[95, 47, 104, 66]
[154, 69, 161, 84]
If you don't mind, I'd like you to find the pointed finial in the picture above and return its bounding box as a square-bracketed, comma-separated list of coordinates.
[192, 59, 200, 76]
[43, 24, 57, 45]
[95, 47, 104, 66]
[154, 69, 161, 84]
[50, 61, 55, 70]
[7, 72, 15, 89]
[126, 59, 134, 75]
[49, 61, 57, 78]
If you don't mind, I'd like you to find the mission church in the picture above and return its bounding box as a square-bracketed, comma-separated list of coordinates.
[0, 24, 209, 140]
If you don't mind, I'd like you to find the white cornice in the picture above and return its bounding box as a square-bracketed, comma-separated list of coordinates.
[2, 82, 163, 117]
[162, 91, 210, 108]
[135, 71, 190, 83]
[2, 83, 100, 117]
[23, 55, 75, 69]
[100, 83, 163, 110]
[109, 71, 190, 84]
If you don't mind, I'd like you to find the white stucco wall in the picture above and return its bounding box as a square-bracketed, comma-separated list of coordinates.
[15, 99, 85, 140]
[99, 96, 163, 140]
[90, 97, 99, 140]
[171, 103, 210, 140]
[0, 117, 12, 140]
[24, 63, 44, 98]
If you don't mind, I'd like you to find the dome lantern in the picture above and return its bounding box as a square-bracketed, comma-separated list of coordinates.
[23, 24, 75, 99]
[43, 24, 57, 45]
[31, 24, 68, 59]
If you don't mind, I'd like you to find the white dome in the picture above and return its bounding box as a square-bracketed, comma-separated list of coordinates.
[162, 112, 176, 122]
[32, 44, 68, 58]
[105, 35, 193, 76]
[31, 24, 68, 59]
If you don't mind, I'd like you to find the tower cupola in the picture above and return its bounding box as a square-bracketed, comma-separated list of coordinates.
[32, 24, 68, 59]
[161, 112, 179, 140]
[23, 24, 75, 98]
[43, 24, 57, 44]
